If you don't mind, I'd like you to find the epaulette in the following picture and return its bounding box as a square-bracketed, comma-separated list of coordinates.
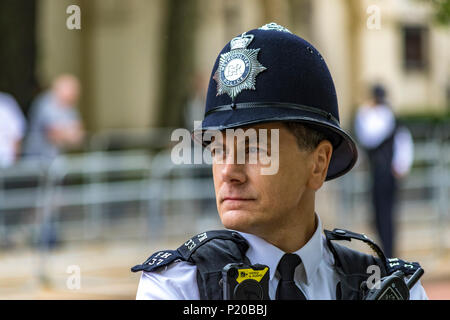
[385, 257, 421, 277]
[131, 230, 246, 273]
[325, 228, 421, 276]
[325, 228, 387, 263]
[131, 249, 182, 273]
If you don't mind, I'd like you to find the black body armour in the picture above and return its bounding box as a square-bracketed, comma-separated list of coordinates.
[365, 120, 398, 174]
[131, 229, 421, 300]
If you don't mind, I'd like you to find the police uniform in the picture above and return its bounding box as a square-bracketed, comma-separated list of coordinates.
[354, 86, 414, 258]
[135, 214, 427, 299]
[132, 23, 427, 300]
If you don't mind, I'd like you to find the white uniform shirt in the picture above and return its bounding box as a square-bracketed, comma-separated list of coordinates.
[0, 93, 26, 168]
[355, 104, 396, 149]
[136, 215, 428, 300]
[392, 126, 414, 176]
[355, 104, 414, 176]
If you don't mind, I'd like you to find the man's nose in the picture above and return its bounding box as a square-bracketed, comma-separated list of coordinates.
[221, 158, 247, 184]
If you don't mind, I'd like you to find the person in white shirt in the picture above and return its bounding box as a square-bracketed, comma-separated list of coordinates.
[354, 84, 414, 258]
[0, 92, 26, 168]
[133, 24, 427, 300]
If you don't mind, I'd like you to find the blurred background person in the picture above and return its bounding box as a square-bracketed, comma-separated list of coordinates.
[354, 84, 414, 258]
[23, 74, 84, 162]
[0, 92, 26, 168]
[21, 74, 84, 252]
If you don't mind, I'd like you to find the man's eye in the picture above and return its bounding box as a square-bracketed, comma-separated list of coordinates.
[211, 147, 224, 157]
[247, 147, 259, 153]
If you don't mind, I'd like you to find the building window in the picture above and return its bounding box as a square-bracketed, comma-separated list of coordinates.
[402, 25, 428, 71]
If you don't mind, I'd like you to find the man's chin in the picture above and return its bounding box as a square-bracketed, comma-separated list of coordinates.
[220, 210, 256, 232]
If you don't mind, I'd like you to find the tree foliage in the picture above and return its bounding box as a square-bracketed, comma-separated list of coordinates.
[430, 0, 450, 25]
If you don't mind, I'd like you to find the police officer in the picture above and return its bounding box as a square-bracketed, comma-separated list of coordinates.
[354, 84, 414, 258]
[132, 23, 427, 300]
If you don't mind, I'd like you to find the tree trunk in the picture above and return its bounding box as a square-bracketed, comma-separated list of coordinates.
[0, 0, 39, 115]
[156, 0, 199, 128]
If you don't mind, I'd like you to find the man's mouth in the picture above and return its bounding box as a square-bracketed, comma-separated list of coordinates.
[222, 197, 253, 202]
[221, 197, 256, 210]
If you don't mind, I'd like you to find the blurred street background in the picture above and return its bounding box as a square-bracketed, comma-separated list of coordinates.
[0, 0, 449, 299]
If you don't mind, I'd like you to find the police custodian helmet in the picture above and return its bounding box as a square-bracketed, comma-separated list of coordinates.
[193, 23, 358, 180]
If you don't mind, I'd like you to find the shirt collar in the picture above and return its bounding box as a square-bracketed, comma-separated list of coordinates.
[235, 213, 323, 285]
[293, 214, 323, 285]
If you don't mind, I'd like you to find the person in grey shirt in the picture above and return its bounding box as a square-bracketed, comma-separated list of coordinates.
[23, 74, 84, 162]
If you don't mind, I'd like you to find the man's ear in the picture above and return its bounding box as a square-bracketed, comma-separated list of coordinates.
[307, 140, 333, 190]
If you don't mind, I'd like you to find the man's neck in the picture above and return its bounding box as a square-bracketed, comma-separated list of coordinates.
[234, 191, 318, 253]
[267, 212, 317, 253]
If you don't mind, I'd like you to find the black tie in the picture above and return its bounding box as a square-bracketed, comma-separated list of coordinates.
[275, 253, 307, 300]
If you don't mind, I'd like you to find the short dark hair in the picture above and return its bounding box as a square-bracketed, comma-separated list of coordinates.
[371, 84, 386, 104]
[283, 122, 328, 151]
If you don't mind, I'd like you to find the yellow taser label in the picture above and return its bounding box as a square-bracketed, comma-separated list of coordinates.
[235, 267, 269, 283]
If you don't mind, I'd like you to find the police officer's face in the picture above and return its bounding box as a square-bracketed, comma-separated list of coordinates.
[211, 122, 332, 239]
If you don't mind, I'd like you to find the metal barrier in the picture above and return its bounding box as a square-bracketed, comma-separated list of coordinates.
[335, 139, 450, 252]
[146, 149, 216, 240]
[1, 127, 448, 289]
[0, 138, 448, 250]
[0, 150, 153, 246]
[0, 159, 48, 245]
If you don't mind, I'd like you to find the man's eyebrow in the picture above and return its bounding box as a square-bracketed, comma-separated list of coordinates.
[208, 129, 275, 146]
[205, 132, 223, 143]
[207, 137, 224, 149]
[235, 133, 272, 148]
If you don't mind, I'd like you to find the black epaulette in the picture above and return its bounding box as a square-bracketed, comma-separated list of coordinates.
[131, 229, 249, 300]
[131, 249, 182, 273]
[324, 228, 422, 299]
[325, 228, 421, 275]
[325, 228, 387, 264]
[131, 230, 247, 273]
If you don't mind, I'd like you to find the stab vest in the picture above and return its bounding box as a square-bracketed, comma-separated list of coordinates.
[131, 229, 421, 300]
[364, 119, 399, 178]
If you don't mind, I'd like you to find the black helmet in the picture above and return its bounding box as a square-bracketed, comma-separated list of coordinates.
[193, 23, 358, 180]
[371, 83, 387, 104]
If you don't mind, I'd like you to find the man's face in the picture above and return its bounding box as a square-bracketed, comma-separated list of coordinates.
[53, 77, 80, 107]
[211, 122, 319, 236]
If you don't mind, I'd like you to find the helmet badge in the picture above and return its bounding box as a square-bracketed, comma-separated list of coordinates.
[213, 32, 266, 102]
[258, 22, 292, 33]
